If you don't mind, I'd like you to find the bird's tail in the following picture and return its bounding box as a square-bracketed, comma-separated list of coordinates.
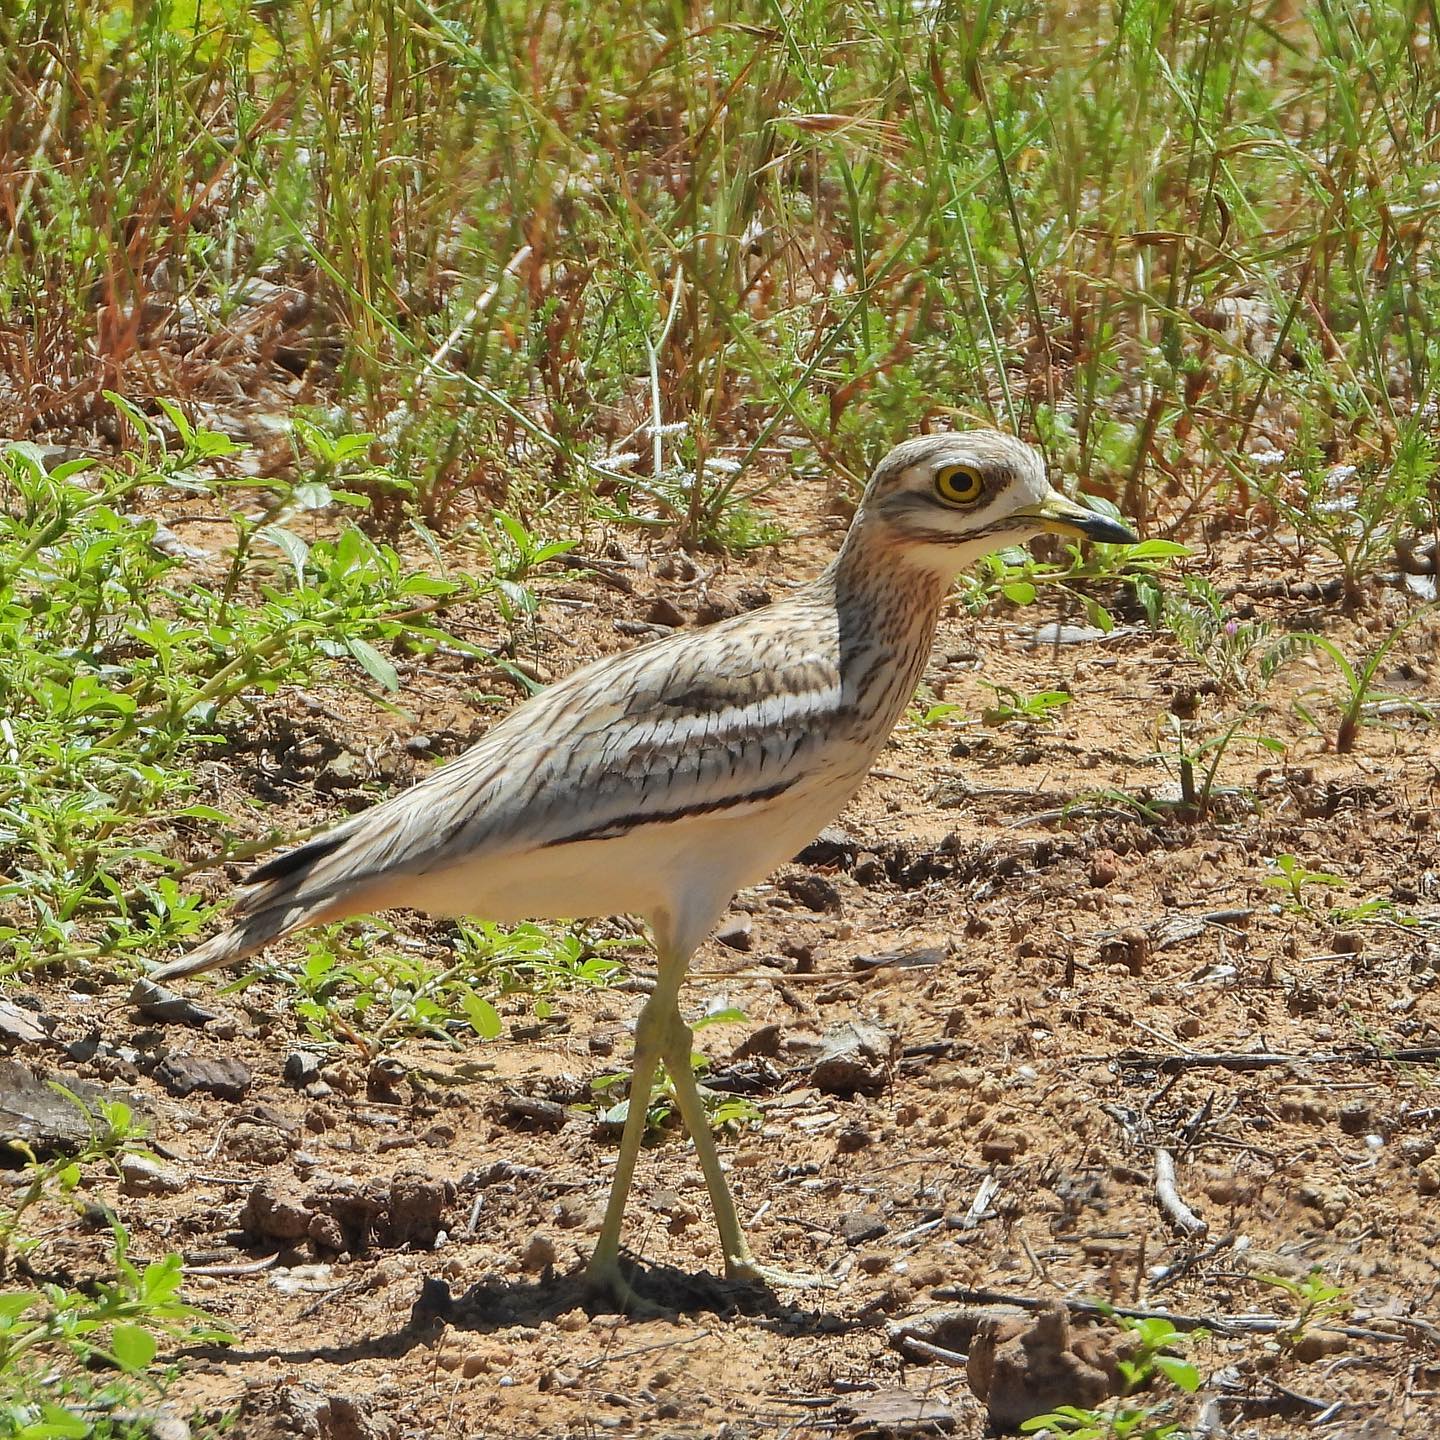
[149, 823, 373, 982]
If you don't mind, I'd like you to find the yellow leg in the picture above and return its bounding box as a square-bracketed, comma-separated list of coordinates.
[658, 1009, 838, 1292]
[584, 926, 835, 1303]
[582, 990, 666, 1308]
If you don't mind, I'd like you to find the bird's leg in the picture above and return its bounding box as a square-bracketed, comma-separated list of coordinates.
[582, 988, 666, 1310]
[657, 1006, 838, 1293]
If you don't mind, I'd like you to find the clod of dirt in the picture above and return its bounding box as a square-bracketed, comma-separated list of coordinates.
[802, 1020, 895, 1096]
[779, 870, 843, 912]
[154, 1051, 252, 1101]
[233, 1380, 397, 1440]
[241, 1171, 452, 1254]
[966, 1301, 1129, 1431]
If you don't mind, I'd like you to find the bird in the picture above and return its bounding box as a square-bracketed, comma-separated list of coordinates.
[152, 428, 1136, 1308]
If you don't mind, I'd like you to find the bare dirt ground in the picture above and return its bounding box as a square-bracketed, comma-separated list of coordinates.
[8, 482, 1440, 1439]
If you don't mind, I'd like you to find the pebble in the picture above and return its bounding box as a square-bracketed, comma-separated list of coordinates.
[980, 1130, 1028, 1164]
[461, 1354, 487, 1379]
[839, 1211, 888, 1246]
[714, 917, 754, 951]
[154, 1052, 252, 1101]
[120, 1154, 186, 1196]
[522, 1234, 557, 1271]
[284, 1051, 325, 1088]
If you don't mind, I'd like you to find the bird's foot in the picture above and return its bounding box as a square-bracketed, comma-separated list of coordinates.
[724, 1255, 839, 1292]
[582, 1254, 663, 1318]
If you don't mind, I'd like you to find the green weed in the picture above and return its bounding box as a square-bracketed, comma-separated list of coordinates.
[1021, 1311, 1202, 1439]
[1, 1091, 228, 1437]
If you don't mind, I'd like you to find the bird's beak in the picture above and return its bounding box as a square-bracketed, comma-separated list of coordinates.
[1016, 491, 1138, 545]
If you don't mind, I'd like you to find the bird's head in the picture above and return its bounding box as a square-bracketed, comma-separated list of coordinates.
[854, 429, 1136, 578]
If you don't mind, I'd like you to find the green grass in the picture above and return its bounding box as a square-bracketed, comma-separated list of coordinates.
[3, 0, 1438, 540]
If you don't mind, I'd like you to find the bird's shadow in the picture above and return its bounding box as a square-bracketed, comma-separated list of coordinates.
[188, 1256, 862, 1369]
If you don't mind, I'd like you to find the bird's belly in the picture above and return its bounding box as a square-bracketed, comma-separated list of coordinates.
[373, 765, 869, 929]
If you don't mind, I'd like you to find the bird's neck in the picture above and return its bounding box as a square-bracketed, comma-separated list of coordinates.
[818, 517, 956, 730]
[826, 511, 959, 626]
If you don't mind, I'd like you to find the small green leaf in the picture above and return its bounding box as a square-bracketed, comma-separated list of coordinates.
[1155, 1355, 1201, 1392]
[293, 481, 334, 510]
[345, 637, 400, 691]
[461, 993, 502, 1039]
[1002, 580, 1038, 605]
[112, 1322, 158, 1370]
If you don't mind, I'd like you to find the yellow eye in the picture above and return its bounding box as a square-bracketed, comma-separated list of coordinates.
[934, 464, 985, 506]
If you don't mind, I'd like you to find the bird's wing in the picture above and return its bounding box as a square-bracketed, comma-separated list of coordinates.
[230, 608, 846, 920]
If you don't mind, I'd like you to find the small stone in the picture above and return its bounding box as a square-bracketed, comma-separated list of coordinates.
[120, 1154, 185, 1196]
[1332, 931, 1365, 954]
[1176, 1016, 1203, 1040]
[462, 1354, 487, 1379]
[284, 1051, 325, 1088]
[645, 596, 685, 627]
[522, 1234, 557, 1271]
[154, 1052, 252, 1101]
[714, 918, 753, 952]
[839, 1211, 888, 1246]
[980, 1131, 1027, 1164]
[556, 1309, 586, 1332]
[0, 1001, 51, 1048]
[1293, 1329, 1349, 1362]
[836, 1122, 873, 1154]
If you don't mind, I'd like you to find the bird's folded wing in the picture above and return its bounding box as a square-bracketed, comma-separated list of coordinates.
[229, 619, 847, 919]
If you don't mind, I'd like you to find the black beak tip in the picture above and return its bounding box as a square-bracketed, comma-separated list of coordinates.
[1079, 514, 1139, 545]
